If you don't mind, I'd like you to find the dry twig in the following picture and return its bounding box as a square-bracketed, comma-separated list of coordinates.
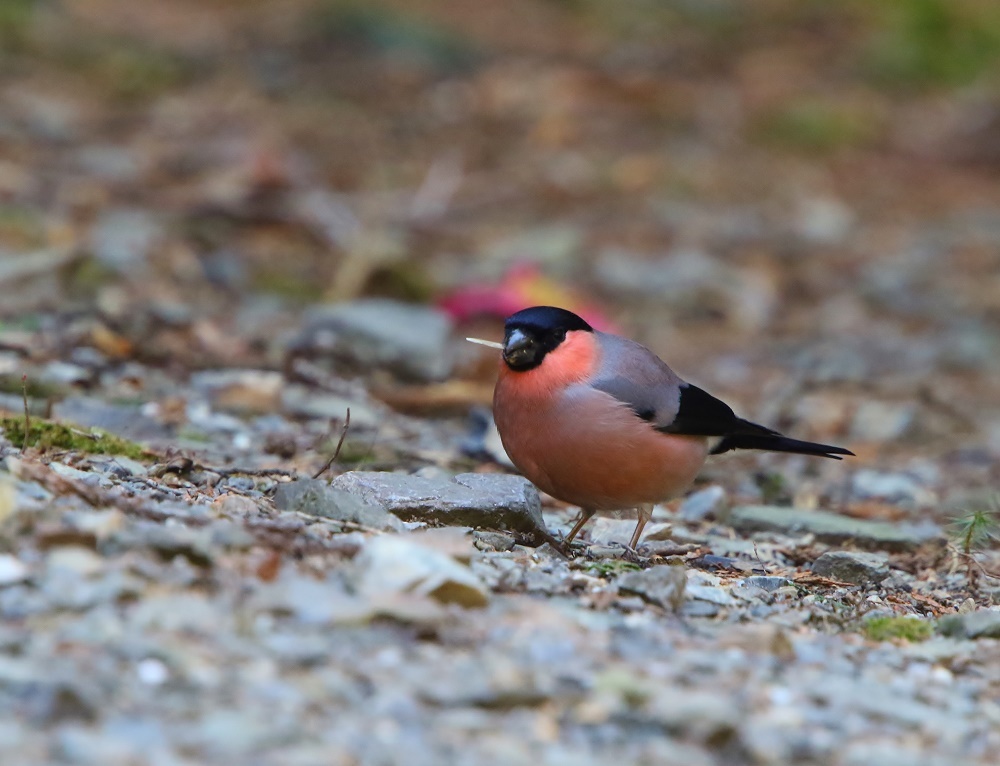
[313, 408, 351, 479]
[21, 374, 30, 451]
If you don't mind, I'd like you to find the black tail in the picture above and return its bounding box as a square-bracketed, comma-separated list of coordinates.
[710, 419, 854, 460]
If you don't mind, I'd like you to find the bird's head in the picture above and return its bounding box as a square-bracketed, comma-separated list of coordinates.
[502, 306, 593, 372]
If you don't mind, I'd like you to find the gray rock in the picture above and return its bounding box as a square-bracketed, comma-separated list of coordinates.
[273, 479, 401, 531]
[472, 530, 516, 552]
[279, 386, 381, 427]
[40, 567, 142, 611]
[51, 397, 170, 442]
[262, 632, 335, 667]
[293, 299, 453, 382]
[593, 248, 776, 330]
[129, 593, 228, 633]
[812, 550, 890, 585]
[251, 572, 373, 626]
[729, 505, 943, 551]
[331, 471, 547, 542]
[485, 224, 582, 273]
[139, 524, 215, 567]
[794, 196, 854, 244]
[0, 554, 29, 586]
[686, 571, 736, 605]
[354, 535, 489, 608]
[94, 456, 148, 478]
[75, 144, 142, 183]
[24, 680, 99, 724]
[53, 726, 143, 766]
[740, 575, 792, 592]
[851, 468, 935, 506]
[40, 361, 91, 386]
[938, 609, 1000, 639]
[679, 485, 727, 522]
[682, 600, 720, 618]
[644, 688, 740, 742]
[46, 546, 105, 577]
[617, 565, 686, 611]
[89, 208, 162, 274]
[49, 461, 105, 486]
[849, 401, 916, 442]
[586, 544, 629, 559]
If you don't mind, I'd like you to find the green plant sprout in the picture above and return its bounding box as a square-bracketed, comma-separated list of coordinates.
[950, 497, 1000, 592]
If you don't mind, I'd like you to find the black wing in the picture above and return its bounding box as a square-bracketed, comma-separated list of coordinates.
[647, 383, 853, 460]
[659, 383, 752, 436]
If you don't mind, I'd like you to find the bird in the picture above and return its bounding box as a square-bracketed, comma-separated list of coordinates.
[471, 305, 853, 552]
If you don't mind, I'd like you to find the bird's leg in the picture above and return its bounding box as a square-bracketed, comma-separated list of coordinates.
[627, 504, 654, 551]
[564, 508, 596, 545]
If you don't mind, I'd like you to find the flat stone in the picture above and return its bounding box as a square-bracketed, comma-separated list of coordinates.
[354, 535, 489, 608]
[938, 609, 1000, 639]
[644, 688, 740, 741]
[617, 565, 686, 611]
[272, 479, 401, 531]
[251, 572, 374, 626]
[849, 401, 915, 442]
[472, 530, 516, 552]
[851, 469, 935, 506]
[293, 299, 453, 382]
[89, 208, 162, 274]
[686, 570, 735, 606]
[46, 546, 105, 577]
[587, 517, 640, 545]
[729, 505, 943, 552]
[190, 369, 283, 414]
[740, 576, 792, 592]
[812, 550, 890, 586]
[138, 524, 215, 567]
[51, 397, 170, 442]
[279, 386, 381, 427]
[0, 555, 29, 586]
[331, 471, 547, 542]
[679, 485, 727, 522]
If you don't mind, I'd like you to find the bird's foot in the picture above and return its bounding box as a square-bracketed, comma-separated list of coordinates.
[535, 529, 575, 559]
[621, 545, 647, 565]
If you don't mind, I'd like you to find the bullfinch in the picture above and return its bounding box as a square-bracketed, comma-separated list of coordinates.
[475, 305, 853, 551]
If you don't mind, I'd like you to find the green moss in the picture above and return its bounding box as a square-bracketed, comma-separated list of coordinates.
[863, 616, 933, 642]
[586, 560, 641, 578]
[64, 256, 120, 301]
[0, 416, 147, 459]
[176, 426, 212, 444]
[0, 315, 42, 332]
[99, 45, 192, 102]
[755, 99, 878, 153]
[0, 0, 38, 50]
[55, 39, 197, 103]
[862, 0, 1000, 89]
[0, 206, 46, 250]
[250, 268, 326, 302]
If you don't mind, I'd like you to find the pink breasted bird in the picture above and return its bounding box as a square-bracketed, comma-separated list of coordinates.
[476, 306, 853, 550]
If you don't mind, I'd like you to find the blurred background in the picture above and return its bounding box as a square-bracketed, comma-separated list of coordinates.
[1, 0, 1000, 508]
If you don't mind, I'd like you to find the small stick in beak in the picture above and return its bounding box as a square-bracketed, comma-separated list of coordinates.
[466, 337, 503, 349]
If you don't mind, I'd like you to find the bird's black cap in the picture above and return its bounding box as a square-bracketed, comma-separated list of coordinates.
[504, 306, 593, 334]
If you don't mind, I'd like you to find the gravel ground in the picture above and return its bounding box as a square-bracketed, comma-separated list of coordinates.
[3, 3, 1000, 763]
[0, 331, 998, 766]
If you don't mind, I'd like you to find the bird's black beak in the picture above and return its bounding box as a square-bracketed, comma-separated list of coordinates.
[502, 328, 538, 369]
